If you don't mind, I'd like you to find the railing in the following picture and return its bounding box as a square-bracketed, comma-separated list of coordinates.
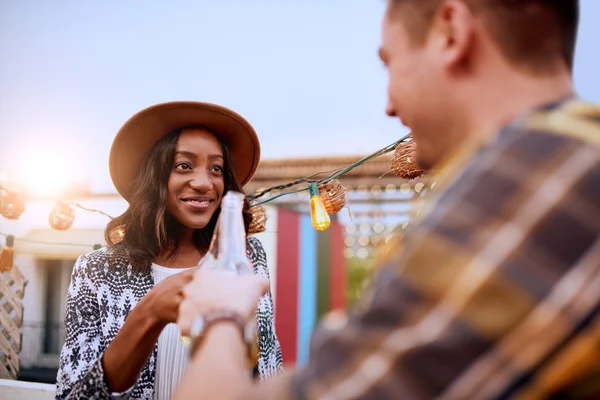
[19, 322, 64, 384]
[0, 379, 55, 399]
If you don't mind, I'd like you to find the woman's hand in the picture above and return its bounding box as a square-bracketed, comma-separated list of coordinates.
[103, 268, 197, 392]
[143, 268, 197, 325]
[177, 268, 270, 336]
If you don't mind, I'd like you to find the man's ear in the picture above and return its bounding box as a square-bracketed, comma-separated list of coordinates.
[433, 0, 475, 69]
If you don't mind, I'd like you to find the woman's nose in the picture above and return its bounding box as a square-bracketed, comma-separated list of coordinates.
[188, 171, 212, 191]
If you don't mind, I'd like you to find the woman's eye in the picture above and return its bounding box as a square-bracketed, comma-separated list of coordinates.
[211, 165, 224, 173]
[175, 162, 192, 170]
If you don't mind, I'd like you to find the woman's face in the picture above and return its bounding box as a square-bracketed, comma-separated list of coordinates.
[166, 128, 225, 230]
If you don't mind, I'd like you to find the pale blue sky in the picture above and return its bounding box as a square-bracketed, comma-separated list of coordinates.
[1, 0, 599, 193]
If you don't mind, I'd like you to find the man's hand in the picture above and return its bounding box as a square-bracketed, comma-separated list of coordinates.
[177, 268, 270, 336]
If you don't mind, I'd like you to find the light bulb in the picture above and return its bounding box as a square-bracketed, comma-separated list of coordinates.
[309, 183, 331, 231]
[0, 235, 15, 272]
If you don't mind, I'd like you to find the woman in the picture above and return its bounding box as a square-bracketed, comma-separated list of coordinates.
[55, 101, 283, 400]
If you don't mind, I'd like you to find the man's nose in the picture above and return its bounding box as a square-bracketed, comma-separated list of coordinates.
[386, 100, 397, 117]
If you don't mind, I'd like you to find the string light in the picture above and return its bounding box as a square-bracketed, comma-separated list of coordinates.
[0, 132, 423, 233]
[71, 203, 113, 219]
[319, 179, 347, 214]
[308, 182, 331, 231]
[250, 133, 414, 207]
[248, 204, 268, 234]
[0, 191, 26, 220]
[49, 202, 76, 231]
[391, 139, 425, 180]
[343, 248, 355, 259]
[0, 232, 98, 249]
[358, 236, 370, 247]
[357, 248, 369, 259]
[0, 235, 14, 272]
[108, 226, 126, 244]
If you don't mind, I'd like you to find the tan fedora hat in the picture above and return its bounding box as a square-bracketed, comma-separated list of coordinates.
[109, 101, 261, 201]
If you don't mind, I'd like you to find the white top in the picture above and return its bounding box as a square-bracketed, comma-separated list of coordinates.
[151, 263, 193, 400]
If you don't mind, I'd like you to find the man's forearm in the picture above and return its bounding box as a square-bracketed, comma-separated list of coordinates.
[174, 323, 252, 400]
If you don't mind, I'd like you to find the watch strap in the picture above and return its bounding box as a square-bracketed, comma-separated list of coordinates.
[190, 309, 251, 357]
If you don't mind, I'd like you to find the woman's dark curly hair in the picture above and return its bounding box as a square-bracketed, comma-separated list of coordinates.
[105, 126, 252, 272]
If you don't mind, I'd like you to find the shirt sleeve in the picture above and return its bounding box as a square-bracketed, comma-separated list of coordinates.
[287, 128, 600, 399]
[55, 252, 136, 400]
[248, 236, 284, 378]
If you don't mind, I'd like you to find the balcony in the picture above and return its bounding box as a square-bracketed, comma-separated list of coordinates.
[18, 321, 63, 385]
[0, 379, 55, 399]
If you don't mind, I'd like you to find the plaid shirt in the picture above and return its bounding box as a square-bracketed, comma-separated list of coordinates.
[267, 99, 600, 400]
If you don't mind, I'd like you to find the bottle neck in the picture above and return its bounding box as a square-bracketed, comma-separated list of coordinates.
[216, 192, 248, 270]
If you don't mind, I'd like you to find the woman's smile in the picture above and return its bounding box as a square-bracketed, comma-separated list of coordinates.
[180, 196, 217, 212]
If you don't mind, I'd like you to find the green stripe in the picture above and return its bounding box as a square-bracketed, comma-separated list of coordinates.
[316, 226, 331, 320]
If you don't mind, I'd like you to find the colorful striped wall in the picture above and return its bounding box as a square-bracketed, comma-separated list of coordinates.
[253, 205, 346, 367]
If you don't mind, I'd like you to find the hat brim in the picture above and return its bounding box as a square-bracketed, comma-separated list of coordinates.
[109, 101, 260, 201]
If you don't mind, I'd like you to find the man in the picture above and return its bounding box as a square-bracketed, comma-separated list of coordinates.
[175, 0, 600, 398]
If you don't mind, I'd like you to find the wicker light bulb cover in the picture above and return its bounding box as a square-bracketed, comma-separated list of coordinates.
[49, 203, 75, 231]
[391, 140, 425, 180]
[108, 226, 126, 244]
[319, 179, 347, 214]
[248, 204, 267, 234]
[0, 192, 26, 220]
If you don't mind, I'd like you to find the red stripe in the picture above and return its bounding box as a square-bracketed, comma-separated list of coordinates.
[329, 221, 346, 311]
[275, 209, 299, 365]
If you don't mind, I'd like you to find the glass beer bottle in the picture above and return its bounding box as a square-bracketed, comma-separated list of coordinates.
[197, 191, 260, 370]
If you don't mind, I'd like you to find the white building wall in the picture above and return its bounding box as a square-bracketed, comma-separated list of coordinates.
[17, 255, 45, 369]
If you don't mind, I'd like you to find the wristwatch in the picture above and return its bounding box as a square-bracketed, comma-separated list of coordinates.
[184, 309, 254, 360]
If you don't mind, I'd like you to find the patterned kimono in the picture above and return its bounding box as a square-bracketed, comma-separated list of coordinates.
[55, 236, 282, 399]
